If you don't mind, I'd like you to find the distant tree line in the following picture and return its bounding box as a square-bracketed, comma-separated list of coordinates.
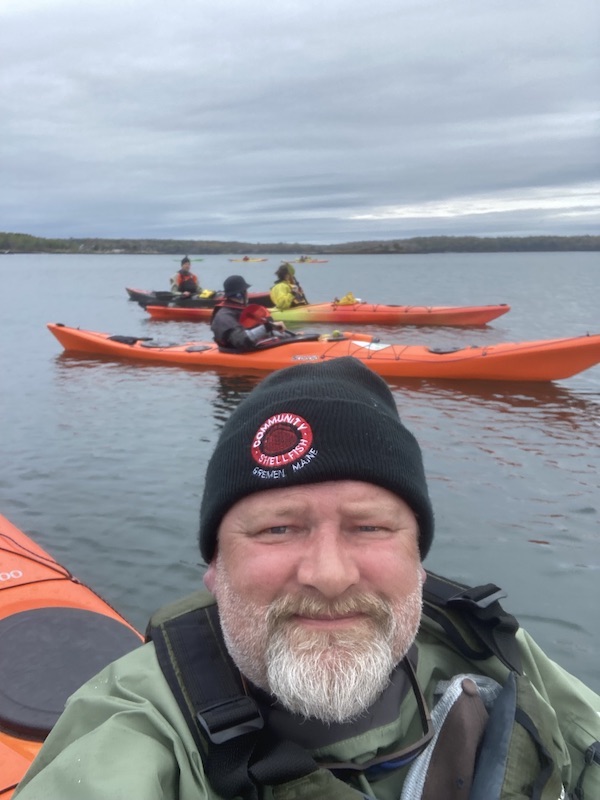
[0, 231, 598, 255]
[331, 235, 600, 254]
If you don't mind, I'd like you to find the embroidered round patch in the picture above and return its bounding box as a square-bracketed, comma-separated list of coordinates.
[251, 413, 313, 466]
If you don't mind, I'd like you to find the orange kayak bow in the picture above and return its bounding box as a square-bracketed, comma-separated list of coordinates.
[0, 514, 142, 798]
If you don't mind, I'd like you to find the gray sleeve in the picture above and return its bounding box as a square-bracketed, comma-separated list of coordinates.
[244, 324, 270, 345]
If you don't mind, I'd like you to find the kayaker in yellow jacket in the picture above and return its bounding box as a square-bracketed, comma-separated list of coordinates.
[270, 262, 308, 310]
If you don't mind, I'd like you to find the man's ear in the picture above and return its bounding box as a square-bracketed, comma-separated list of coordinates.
[204, 559, 217, 592]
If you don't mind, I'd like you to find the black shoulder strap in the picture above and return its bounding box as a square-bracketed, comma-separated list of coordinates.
[423, 570, 522, 673]
[147, 604, 320, 800]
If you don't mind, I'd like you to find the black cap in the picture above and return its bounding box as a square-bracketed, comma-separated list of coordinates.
[223, 275, 251, 296]
[181, 256, 191, 266]
[199, 357, 434, 563]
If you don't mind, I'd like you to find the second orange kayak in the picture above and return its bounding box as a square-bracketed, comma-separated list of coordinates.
[145, 301, 511, 327]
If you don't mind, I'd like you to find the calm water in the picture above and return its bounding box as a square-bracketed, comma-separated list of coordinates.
[1, 252, 599, 691]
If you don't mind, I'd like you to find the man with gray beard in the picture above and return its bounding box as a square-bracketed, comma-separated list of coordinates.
[15, 359, 600, 800]
[210, 556, 424, 724]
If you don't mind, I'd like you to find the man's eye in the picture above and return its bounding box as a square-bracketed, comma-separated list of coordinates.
[355, 524, 395, 534]
[264, 526, 289, 534]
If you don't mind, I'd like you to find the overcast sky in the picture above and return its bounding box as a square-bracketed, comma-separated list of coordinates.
[1, 0, 598, 244]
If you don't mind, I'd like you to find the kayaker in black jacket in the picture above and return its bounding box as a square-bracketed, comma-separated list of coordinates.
[211, 275, 287, 350]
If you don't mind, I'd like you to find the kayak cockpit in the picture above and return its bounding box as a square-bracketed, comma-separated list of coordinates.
[217, 333, 323, 354]
[0, 607, 141, 739]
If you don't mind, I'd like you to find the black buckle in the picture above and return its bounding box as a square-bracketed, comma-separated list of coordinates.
[197, 696, 264, 744]
[448, 583, 507, 610]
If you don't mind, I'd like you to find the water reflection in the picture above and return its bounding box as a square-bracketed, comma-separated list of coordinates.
[211, 371, 264, 427]
[386, 377, 600, 442]
[55, 351, 188, 373]
[53, 353, 600, 442]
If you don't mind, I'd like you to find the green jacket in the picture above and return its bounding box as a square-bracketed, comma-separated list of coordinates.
[14, 592, 600, 800]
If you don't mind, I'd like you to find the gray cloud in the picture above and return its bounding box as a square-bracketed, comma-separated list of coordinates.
[1, 0, 598, 243]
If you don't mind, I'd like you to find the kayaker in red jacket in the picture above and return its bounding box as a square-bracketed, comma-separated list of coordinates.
[170, 256, 201, 297]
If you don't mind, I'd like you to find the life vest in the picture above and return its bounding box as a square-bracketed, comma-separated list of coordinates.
[209, 299, 244, 322]
[176, 270, 199, 293]
[146, 572, 599, 800]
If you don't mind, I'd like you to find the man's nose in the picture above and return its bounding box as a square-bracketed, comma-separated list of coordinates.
[295, 527, 360, 598]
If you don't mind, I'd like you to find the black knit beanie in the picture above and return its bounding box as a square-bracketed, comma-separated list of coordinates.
[199, 357, 434, 562]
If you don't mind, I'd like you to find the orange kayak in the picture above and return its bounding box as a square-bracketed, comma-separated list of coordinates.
[47, 323, 600, 382]
[0, 514, 142, 798]
[146, 301, 511, 327]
